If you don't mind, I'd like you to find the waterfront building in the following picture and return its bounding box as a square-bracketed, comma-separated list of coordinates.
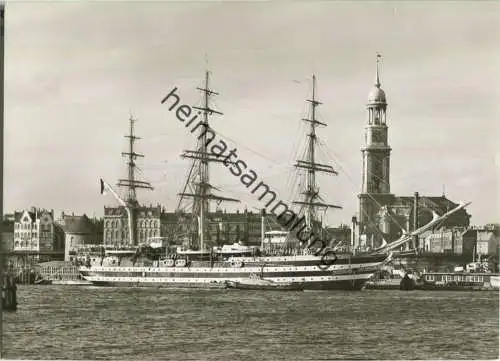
[205, 209, 281, 246]
[57, 212, 102, 261]
[13, 208, 64, 253]
[462, 225, 499, 259]
[422, 228, 465, 254]
[357, 57, 470, 249]
[161, 208, 283, 248]
[102, 207, 284, 248]
[103, 204, 165, 247]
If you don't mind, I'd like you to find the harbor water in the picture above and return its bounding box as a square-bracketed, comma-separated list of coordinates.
[4, 286, 499, 360]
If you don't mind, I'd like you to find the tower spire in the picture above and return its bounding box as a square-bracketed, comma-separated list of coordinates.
[375, 53, 381, 87]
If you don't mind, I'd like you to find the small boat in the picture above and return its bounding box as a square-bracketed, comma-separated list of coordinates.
[51, 279, 92, 286]
[225, 275, 304, 291]
[34, 278, 52, 285]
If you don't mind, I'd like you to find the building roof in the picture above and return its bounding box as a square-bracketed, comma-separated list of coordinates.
[387, 195, 471, 232]
[61, 214, 96, 234]
[14, 211, 36, 222]
[394, 195, 464, 214]
[14, 208, 54, 222]
[104, 204, 163, 217]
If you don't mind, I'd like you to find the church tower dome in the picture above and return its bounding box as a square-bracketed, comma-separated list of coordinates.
[368, 86, 386, 104]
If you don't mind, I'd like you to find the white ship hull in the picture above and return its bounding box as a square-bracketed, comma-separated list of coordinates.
[80, 256, 389, 290]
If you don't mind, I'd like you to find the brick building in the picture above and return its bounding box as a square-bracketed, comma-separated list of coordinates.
[57, 212, 103, 261]
[162, 209, 283, 248]
[462, 225, 499, 259]
[103, 204, 164, 246]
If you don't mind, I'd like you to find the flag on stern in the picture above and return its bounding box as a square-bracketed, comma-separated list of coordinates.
[100, 178, 112, 196]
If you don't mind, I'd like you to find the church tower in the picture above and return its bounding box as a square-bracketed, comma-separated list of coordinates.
[358, 55, 394, 248]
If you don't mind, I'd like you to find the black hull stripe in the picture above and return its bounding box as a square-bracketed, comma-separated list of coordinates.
[88, 280, 367, 291]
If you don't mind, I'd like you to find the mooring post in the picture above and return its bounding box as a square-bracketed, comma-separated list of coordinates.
[413, 191, 419, 251]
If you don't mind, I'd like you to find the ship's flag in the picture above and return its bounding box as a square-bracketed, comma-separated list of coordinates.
[100, 178, 112, 196]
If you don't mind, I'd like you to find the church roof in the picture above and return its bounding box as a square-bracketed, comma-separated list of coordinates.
[394, 196, 461, 213]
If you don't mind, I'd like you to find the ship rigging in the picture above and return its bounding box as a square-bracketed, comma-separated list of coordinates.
[177, 70, 240, 252]
[291, 74, 342, 248]
[99, 116, 153, 247]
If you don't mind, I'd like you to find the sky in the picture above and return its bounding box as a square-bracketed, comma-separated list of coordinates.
[3, 1, 500, 226]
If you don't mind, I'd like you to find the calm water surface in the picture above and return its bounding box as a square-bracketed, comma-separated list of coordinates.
[3, 285, 499, 360]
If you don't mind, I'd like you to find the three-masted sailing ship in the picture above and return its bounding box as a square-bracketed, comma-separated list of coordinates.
[79, 71, 469, 290]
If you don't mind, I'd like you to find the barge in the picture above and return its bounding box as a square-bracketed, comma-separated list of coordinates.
[420, 272, 499, 291]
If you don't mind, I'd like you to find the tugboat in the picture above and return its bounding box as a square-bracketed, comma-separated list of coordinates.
[400, 272, 416, 291]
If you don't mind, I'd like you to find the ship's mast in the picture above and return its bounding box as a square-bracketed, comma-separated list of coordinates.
[117, 117, 153, 245]
[292, 75, 341, 239]
[179, 70, 239, 252]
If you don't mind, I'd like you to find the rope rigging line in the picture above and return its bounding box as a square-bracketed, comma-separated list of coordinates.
[177, 160, 196, 211]
[284, 144, 305, 202]
[284, 122, 306, 194]
[209, 127, 282, 165]
[317, 137, 407, 236]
